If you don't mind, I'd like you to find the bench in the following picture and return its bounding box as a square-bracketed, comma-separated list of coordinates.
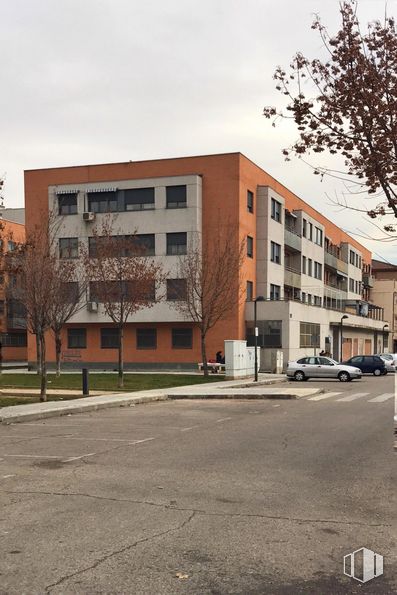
[198, 362, 225, 374]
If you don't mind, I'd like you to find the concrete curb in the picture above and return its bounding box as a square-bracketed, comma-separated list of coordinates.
[167, 389, 324, 400]
[0, 393, 167, 424]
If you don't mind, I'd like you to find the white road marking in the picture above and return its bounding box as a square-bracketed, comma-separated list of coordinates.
[368, 393, 395, 403]
[60, 437, 135, 443]
[2, 475, 16, 479]
[215, 417, 232, 423]
[336, 392, 370, 402]
[129, 438, 155, 445]
[308, 392, 342, 401]
[62, 453, 97, 463]
[180, 426, 199, 432]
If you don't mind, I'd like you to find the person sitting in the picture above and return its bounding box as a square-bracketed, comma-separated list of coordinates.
[216, 351, 225, 364]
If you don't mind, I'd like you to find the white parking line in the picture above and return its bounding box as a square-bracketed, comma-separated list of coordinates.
[336, 392, 370, 402]
[215, 417, 232, 423]
[62, 453, 97, 463]
[2, 474, 16, 479]
[368, 393, 394, 403]
[308, 392, 342, 401]
[129, 437, 155, 445]
[180, 426, 199, 432]
[60, 437, 135, 443]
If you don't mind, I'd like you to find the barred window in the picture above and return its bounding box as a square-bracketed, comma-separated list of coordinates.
[300, 322, 320, 348]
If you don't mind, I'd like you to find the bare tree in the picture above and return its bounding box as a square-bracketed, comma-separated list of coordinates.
[264, 0, 397, 233]
[169, 225, 246, 376]
[84, 219, 164, 388]
[8, 219, 58, 401]
[49, 260, 88, 377]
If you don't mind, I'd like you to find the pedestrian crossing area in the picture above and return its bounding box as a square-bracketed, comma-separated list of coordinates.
[307, 391, 395, 403]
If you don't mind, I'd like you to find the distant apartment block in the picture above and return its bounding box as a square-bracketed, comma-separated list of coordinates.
[24, 153, 387, 370]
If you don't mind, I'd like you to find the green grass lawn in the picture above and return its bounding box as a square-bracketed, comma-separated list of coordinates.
[0, 394, 88, 408]
[0, 372, 224, 394]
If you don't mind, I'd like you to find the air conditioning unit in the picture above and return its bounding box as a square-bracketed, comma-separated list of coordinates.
[87, 301, 98, 312]
[83, 211, 95, 222]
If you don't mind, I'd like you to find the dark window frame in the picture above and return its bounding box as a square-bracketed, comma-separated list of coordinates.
[124, 187, 155, 211]
[166, 232, 187, 256]
[247, 190, 254, 214]
[58, 193, 78, 215]
[271, 198, 282, 223]
[247, 236, 254, 258]
[136, 328, 157, 349]
[270, 241, 281, 264]
[100, 328, 120, 349]
[167, 279, 187, 301]
[172, 327, 193, 349]
[59, 237, 78, 259]
[166, 185, 187, 209]
[67, 328, 87, 349]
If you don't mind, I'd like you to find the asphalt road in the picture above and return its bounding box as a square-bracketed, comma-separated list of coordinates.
[0, 375, 395, 594]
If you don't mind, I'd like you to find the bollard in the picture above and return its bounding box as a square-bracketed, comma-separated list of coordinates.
[82, 368, 89, 396]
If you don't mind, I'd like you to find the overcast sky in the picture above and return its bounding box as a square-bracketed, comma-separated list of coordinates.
[1, 0, 396, 262]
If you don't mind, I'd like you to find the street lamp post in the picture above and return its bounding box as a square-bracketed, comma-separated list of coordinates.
[254, 296, 265, 382]
[383, 324, 389, 352]
[340, 315, 348, 362]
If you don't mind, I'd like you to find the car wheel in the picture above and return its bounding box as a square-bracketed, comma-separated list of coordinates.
[338, 371, 350, 382]
[373, 368, 382, 376]
[294, 371, 305, 381]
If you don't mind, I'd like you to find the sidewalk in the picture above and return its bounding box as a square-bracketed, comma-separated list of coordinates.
[0, 374, 320, 425]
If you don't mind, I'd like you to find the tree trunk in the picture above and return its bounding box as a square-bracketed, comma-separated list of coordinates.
[118, 326, 124, 388]
[39, 333, 47, 402]
[55, 331, 62, 377]
[201, 332, 209, 377]
[0, 341, 2, 375]
[36, 333, 42, 375]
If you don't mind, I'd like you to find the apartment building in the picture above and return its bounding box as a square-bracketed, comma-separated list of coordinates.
[0, 214, 27, 362]
[370, 259, 397, 353]
[24, 153, 387, 370]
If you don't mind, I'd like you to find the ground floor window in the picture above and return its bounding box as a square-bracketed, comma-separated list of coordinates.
[67, 328, 87, 349]
[246, 320, 282, 348]
[1, 332, 27, 347]
[101, 328, 119, 349]
[172, 328, 193, 349]
[136, 328, 157, 349]
[300, 322, 320, 348]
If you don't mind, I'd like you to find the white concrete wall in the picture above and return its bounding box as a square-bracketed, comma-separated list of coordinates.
[293, 210, 325, 303]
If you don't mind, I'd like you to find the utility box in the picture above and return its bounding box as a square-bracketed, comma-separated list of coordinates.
[224, 340, 259, 379]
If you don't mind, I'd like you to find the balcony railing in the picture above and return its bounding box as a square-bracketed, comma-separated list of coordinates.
[284, 226, 302, 252]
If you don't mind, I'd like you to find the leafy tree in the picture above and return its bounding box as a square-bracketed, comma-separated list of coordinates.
[264, 0, 397, 234]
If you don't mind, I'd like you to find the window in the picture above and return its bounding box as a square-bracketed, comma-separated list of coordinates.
[167, 232, 187, 255]
[314, 262, 322, 280]
[302, 219, 307, 238]
[247, 236, 254, 258]
[247, 320, 282, 348]
[7, 241, 16, 252]
[90, 280, 155, 303]
[308, 258, 312, 277]
[315, 227, 323, 246]
[88, 191, 118, 213]
[67, 328, 86, 349]
[125, 187, 155, 211]
[58, 193, 78, 215]
[247, 190, 254, 214]
[131, 234, 155, 256]
[302, 256, 307, 274]
[313, 295, 322, 306]
[0, 300, 4, 314]
[62, 282, 80, 303]
[167, 279, 187, 301]
[270, 284, 280, 300]
[301, 292, 306, 303]
[2, 332, 27, 347]
[59, 237, 78, 259]
[246, 281, 253, 302]
[300, 322, 320, 347]
[100, 328, 119, 349]
[166, 185, 187, 209]
[271, 198, 281, 222]
[137, 328, 157, 349]
[270, 241, 281, 264]
[172, 328, 193, 349]
[349, 278, 355, 292]
[350, 250, 355, 265]
[307, 293, 312, 304]
[308, 222, 313, 241]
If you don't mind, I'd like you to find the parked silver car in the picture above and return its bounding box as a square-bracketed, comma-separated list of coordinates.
[377, 354, 396, 372]
[287, 356, 362, 382]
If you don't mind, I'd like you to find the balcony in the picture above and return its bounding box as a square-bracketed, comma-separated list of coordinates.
[362, 273, 374, 288]
[284, 266, 301, 288]
[324, 284, 348, 302]
[284, 225, 302, 252]
[324, 250, 349, 275]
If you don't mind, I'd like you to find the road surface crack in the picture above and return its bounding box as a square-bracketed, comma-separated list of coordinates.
[4, 489, 390, 528]
[44, 510, 196, 593]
